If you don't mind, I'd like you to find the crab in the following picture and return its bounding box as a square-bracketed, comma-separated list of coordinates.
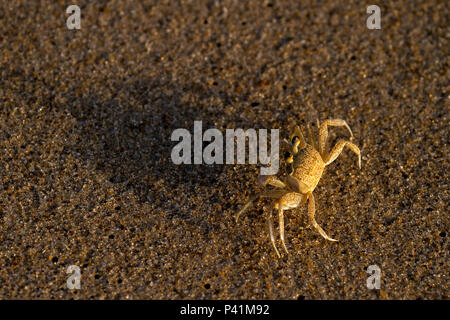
[236, 119, 361, 257]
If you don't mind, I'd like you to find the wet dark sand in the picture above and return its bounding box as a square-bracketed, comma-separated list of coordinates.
[0, 1, 448, 299]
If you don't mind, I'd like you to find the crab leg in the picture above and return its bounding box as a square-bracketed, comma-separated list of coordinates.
[325, 139, 361, 169]
[307, 192, 338, 242]
[318, 119, 353, 159]
[274, 192, 303, 255]
[268, 209, 280, 258]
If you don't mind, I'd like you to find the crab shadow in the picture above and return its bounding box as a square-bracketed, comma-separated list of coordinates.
[62, 75, 262, 217]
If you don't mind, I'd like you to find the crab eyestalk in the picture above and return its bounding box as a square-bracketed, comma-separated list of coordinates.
[284, 151, 293, 163]
[284, 151, 294, 175]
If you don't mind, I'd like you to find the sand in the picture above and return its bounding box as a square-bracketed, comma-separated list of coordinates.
[0, 0, 448, 299]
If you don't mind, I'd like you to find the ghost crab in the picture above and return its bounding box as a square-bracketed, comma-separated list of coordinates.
[236, 119, 361, 258]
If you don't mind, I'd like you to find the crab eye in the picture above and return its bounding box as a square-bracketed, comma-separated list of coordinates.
[291, 136, 299, 144]
[284, 152, 293, 163]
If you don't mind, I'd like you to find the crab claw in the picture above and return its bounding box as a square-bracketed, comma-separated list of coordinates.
[258, 175, 287, 189]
